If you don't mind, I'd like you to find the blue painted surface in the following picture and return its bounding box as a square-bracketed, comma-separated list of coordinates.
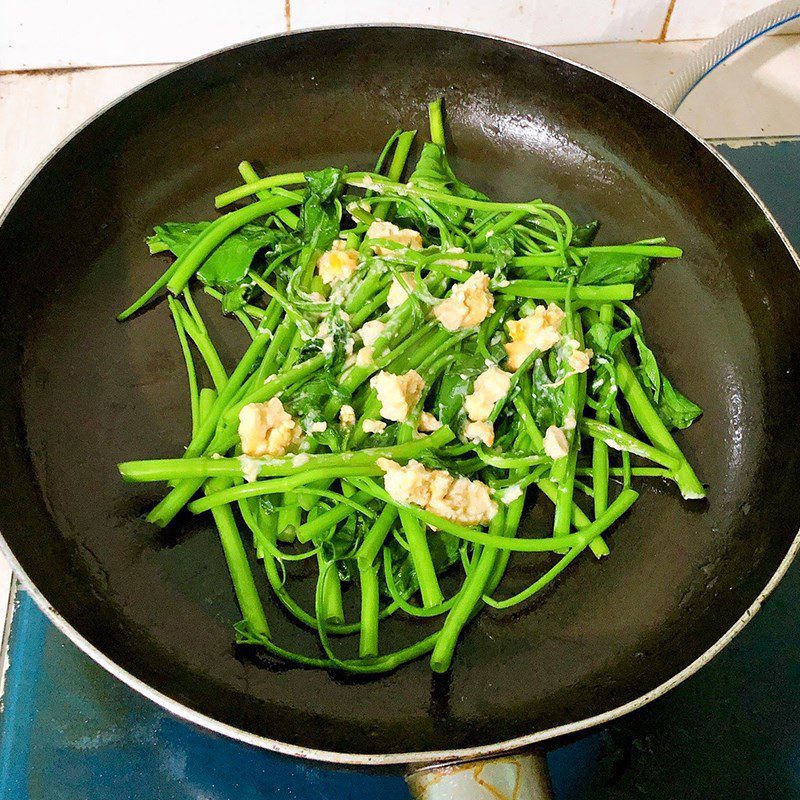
[1, 141, 799, 799]
[0, 591, 48, 798]
[1, 594, 412, 800]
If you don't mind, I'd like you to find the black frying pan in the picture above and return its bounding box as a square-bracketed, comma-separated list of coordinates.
[1, 25, 799, 794]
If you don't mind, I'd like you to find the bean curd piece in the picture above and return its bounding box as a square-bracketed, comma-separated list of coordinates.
[358, 319, 386, 346]
[505, 302, 566, 370]
[464, 420, 495, 447]
[465, 367, 512, 422]
[355, 346, 375, 366]
[238, 398, 299, 458]
[339, 405, 356, 426]
[386, 272, 417, 309]
[428, 475, 497, 526]
[239, 455, 262, 483]
[543, 425, 569, 460]
[316, 321, 334, 355]
[500, 484, 523, 504]
[563, 337, 594, 373]
[317, 240, 360, 284]
[435, 246, 469, 270]
[315, 314, 353, 355]
[367, 220, 423, 255]
[362, 419, 387, 434]
[418, 412, 442, 433]
[434, 271, 494, 331]
[370, 369, 425, 422]
[377, 458, 498, 526]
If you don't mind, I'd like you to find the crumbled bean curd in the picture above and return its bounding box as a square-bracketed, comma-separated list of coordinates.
[117, 97, 703, 675]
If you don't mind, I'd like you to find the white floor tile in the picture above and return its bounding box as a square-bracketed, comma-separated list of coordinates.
[551, 34, 800, 139]
[0, 0, 674, 70]
[0, 64, 169, 209]
[2, 0, 800, 72]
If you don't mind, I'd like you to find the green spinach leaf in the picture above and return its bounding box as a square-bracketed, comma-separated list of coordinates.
[147, 222, 276, 289]
[409, 142, 488, 227]
[304, 167, 345, 203]
[580, 251, 652, 289]
[653, 375, 703, 430]
[586, 320, 632, 356]
[571, 220, 600, 247]
[529, 357, 563, 430]
[299, 195, 341, 259]
[435, 355, 486, 427]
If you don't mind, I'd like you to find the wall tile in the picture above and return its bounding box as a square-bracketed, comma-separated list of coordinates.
[0, 0, 287, 71]
[666, 0, 800, 40]
[0, 65, 169, 206]
[1, 0, 675, 70]
[1, 0, 798, 76]
[289, 0, 673, 46]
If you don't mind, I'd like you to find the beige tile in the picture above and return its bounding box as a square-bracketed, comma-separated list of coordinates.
[1, 0, 674, 70]
[0, 64, 170, 209]
[0, 0, 287, 70]
[290, 0, 673, 45]
[551, 34, 800, 139]
[1, 0, 800, 73]
[667, 0, 800, 41]
[550, 39, 702, 100]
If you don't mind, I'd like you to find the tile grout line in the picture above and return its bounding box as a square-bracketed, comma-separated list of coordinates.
[658, 0, 678, 43]
[0, 62, 178, 77]
[2, 33, 800, 75]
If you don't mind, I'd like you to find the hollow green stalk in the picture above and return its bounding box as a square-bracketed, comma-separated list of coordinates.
[205, 477, 270, 638]
[238, 161, 300, 229]
[358, 562, 380, 658]
[614, 352, 705, 499]
[430, 507, 507, 673]
[483, 489, 638, 609]
[581, 418, 682, 471]
[167, 297, 199, 437]
[592, 303, 614, 518]
[188, 466, 383, 514]
[498, 281, 634, 303]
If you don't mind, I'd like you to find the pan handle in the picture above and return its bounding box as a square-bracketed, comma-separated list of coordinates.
[406, 751, 552, 800]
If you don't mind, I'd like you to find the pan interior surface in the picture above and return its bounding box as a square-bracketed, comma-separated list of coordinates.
[1, 27, 799, 758]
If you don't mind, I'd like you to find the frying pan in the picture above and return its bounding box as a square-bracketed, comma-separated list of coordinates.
[2, 25, 800, 800]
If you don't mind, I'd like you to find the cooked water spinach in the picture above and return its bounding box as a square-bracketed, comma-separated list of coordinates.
[118, 99, 704, 673]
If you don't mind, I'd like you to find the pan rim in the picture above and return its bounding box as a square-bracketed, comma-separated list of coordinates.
[1, 22, 799, 767]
